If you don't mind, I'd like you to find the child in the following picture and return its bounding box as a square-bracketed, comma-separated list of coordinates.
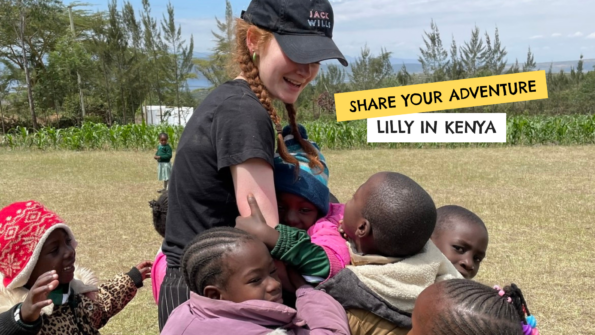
[0, 201, 152, 335]
[431, 205, 489, 279]
[149, 192, 168, 304]
[236, 124, 349, 285]
[318, 172, 464, 335]
[239, 172, 463, 334]
[161, 227, 350, 335]
[154, 132, 172, 193]
[408, 279, 539, 335]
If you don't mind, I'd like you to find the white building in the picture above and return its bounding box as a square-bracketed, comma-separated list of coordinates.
[144, 105, 194, 126]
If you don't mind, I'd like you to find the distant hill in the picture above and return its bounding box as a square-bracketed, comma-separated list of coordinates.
[188, 53, 594, 89]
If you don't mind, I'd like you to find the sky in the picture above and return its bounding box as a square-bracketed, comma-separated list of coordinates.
[66, 0, 595, 65]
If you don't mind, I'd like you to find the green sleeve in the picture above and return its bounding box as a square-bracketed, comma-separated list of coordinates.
[271, 224, 330, 278]
[164, 145, 172, 160]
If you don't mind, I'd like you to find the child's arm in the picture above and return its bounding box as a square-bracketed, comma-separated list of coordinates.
[288, 270, 350, 335]
[0, 270, 62, 335]
[0, 305, 42, 335]
[235, 195, 330, 279]
[162, 144, 172, 161]
[91, 261, 152, 329]
[271, 224, 330, 279]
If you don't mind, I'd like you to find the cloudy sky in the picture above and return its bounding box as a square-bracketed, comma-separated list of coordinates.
[69, 0, 594, 64]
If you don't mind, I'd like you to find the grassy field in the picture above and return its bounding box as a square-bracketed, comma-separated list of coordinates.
[0, 147, 594, 335]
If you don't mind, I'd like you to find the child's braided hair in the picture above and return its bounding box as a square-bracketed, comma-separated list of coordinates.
[181, 227, 257, 295]
[148, 192, 168, 238]
[431, 279, 537, 335]
[233, 19, 324, 174]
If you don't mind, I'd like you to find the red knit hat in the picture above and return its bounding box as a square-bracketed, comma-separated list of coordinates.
[0, 201, 77, 290]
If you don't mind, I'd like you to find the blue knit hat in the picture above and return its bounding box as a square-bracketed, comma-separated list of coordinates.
[274, 124, 330, 216]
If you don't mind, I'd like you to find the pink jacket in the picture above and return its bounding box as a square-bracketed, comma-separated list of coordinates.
[307, 203, 350, 280]
[151, 249, 167, 304]
[161, 286, 350, 335]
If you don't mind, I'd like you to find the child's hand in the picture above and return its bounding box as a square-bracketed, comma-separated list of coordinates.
[21, 270, 59, 323]
[338, 220, 348, 240]
[154, 156, 160, 160]
[235, 194, 280, 249]
[287, 266, 309, 290]
[134, 261, 153, 281]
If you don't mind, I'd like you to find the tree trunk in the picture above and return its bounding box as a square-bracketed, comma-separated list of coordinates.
[19, 10, 37, 130]
[0, 103, 6, 135]
[102, 61, 113, 126]
[118, 62, 126, 124]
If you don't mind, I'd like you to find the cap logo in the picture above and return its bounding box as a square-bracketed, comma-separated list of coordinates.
[308, 10, 331, 29]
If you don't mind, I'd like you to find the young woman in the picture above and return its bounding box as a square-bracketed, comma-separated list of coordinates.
[158, 0, 348, 329]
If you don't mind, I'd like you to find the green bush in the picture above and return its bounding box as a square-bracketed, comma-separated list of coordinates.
[1, 115, 594, 151]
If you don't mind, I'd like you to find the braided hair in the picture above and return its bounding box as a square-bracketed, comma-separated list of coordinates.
[431, 279, 535, 335]
[233, 19, 324, 174]
[181, 227, 257, 295]
[148, 192, 168, 238]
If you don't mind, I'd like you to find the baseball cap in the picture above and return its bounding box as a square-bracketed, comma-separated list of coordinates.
[241, 0, 348, 67]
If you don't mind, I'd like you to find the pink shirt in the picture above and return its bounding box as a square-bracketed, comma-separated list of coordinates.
[307, 203, 350, 280]
[151, 249, 167, 304]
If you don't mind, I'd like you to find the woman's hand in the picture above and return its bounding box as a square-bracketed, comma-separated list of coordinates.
[20, 270, 59, 323]
[236, 194, 280, 249]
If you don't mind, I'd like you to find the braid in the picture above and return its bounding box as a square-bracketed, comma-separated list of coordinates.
[181, 227, 255, 295]
[285, 103, 324, 173]
[504, 283, 532, 325]
[148, 192, 168, 238]
[430, 279, 525, 335]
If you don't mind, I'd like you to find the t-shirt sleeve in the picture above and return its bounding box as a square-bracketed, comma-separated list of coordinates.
[212, 93, 275, 170]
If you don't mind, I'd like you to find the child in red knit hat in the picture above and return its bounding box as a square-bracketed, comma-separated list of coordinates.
[0, 200, 152, 335]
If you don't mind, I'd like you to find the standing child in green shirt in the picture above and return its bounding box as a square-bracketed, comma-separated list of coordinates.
[155, 132, 172, 193]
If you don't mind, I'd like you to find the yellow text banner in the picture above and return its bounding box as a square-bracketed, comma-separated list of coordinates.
[334, 71, 548, 122]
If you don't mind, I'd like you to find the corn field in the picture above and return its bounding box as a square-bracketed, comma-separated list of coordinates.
[1, 115, 594, 151]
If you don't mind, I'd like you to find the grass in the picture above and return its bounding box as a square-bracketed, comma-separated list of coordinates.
[0, 147, 594, 335]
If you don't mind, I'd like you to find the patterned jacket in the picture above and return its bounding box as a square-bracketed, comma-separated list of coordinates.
[0, 265, 143, 335]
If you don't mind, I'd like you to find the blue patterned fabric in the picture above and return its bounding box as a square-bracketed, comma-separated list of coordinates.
[274, 124, 330, 216]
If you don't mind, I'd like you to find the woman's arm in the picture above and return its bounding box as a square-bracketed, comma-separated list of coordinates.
[231, 158, 279, 228]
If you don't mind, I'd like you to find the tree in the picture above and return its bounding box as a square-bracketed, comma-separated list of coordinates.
[460, 25, 485, 78]
[17, 1, 38, 129]
[397, 63, 412, 85]
[0, 0, 66, 87]
[507, 58, 521, 74]
[522, 47, 536, 72]
[0, 64, 19, 133]
[161, 0, 195, 125]
[349, 45, 393, 91]
[446, 36, 464, 80]
[576, 54, 584, 85]
[194, 0, 234, 89]
[308, 64, 347, 116]
[142, 0, 166, 121]
[491, 27, 507, 74]
[418, 19, 449, 82]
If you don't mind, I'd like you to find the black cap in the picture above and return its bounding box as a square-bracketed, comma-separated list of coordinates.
[241, 0, 348, 67]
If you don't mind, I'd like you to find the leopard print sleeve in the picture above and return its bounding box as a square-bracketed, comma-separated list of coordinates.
[91, 273, 138, 329]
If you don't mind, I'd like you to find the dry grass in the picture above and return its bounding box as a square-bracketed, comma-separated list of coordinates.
[0, 147, 594, 335]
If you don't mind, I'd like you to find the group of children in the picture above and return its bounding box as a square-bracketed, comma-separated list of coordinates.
[0, 126, 539, 335]
[152, 125, 539, 335]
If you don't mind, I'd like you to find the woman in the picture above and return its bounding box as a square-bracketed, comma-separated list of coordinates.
[158, 0, 348, 329]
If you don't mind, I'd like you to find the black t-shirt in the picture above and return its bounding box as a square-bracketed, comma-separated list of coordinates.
[163, 79, 275, 268]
